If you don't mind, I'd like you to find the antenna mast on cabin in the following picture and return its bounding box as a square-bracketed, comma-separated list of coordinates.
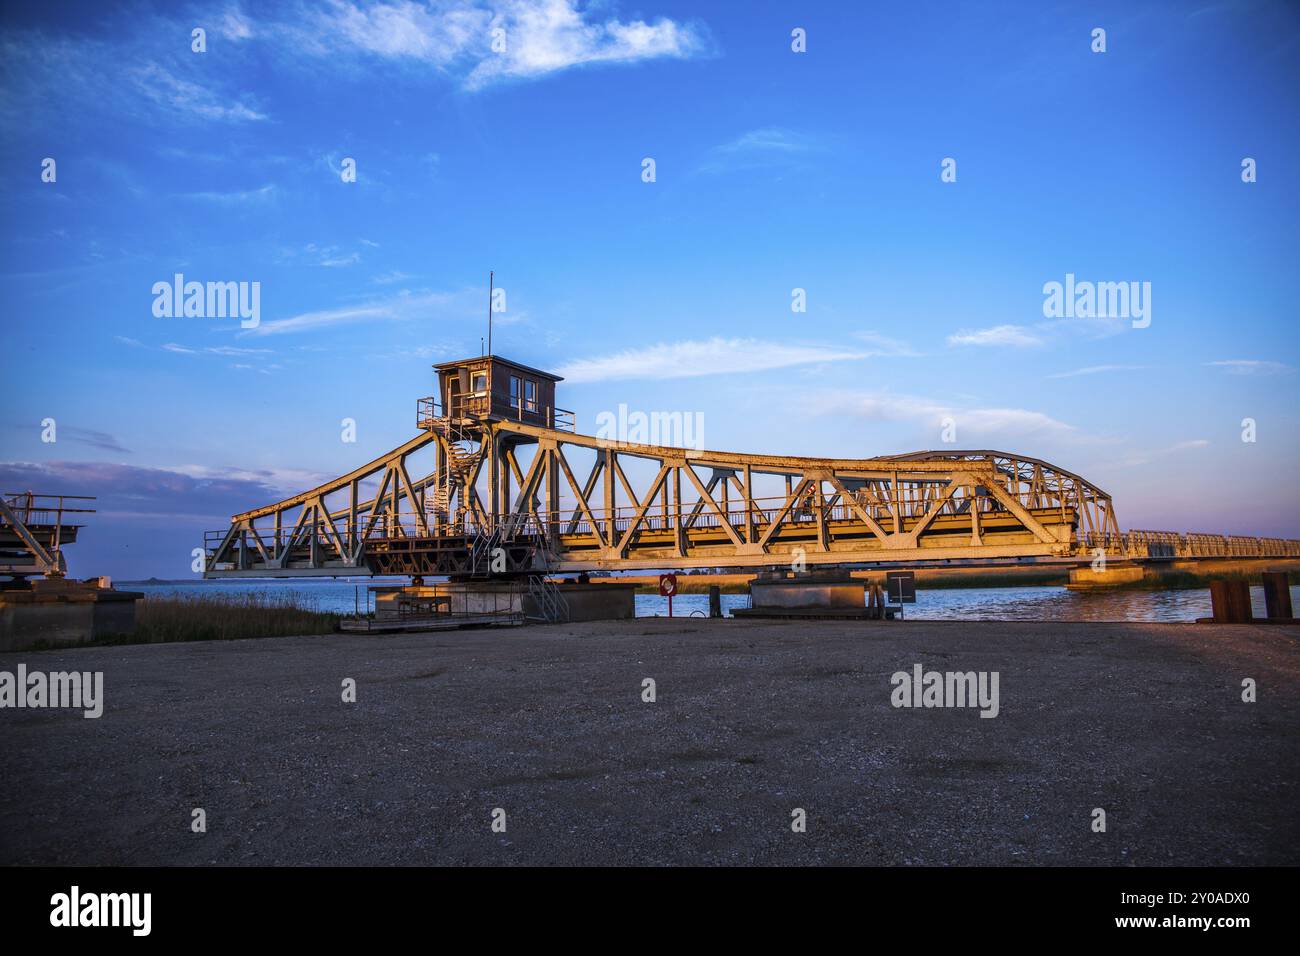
[487, 270, 494, 358]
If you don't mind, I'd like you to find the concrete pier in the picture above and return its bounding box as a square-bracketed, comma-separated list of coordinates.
[747, 573, 866, 609]
[736, 572, 877, 620]
[544, 580, 636, 622]
[1065, 563, 1145, 589]
[0, 580, 142, 652]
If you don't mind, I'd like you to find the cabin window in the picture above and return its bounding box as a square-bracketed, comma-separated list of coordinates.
[524, 379, 538, 412]
[471, 371, 487, 395]
[509, 375, 521, 408]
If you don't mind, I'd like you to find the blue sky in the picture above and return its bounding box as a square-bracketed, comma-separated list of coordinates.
[2, 0, 1298, 578]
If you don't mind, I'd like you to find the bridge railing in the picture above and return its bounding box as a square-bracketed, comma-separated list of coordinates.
[1077, 530, 1300, 559]
[205, 488, 1075, 568]
[1, 492, 96, 528]
[416, 397, 441, 429]
[415, 396, 576, 432]
[1, 492, 96, 577]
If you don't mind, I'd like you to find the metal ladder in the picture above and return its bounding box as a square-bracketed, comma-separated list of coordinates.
[468, 526, 503, 578]
[525, 543, 569, 623]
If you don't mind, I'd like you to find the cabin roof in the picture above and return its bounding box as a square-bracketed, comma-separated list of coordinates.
[432, 354, 564, 382]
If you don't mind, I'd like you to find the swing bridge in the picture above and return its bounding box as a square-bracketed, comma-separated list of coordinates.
[202, 355, 1300, 580]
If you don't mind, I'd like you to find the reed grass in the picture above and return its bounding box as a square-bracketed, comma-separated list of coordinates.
[99, 592, 338, 645]
[1111, 568, 1299, 591]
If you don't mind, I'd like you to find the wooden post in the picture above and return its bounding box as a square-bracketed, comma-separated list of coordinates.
[1210, 579, 1252, 623]
[1262, 571, 1293, 621]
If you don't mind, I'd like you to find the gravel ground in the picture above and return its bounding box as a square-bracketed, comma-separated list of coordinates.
[1, 619, 1297, 866]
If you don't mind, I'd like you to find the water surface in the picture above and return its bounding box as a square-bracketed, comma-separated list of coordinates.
[122, 579, 1297, 623]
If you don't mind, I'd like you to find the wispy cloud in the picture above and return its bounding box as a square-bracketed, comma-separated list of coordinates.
[4, 424, 130, 454]
[220, 7, 254, 41]
[247, 288, 459, 336]
[63, 427, 132, 453]
[698, 127, 822, 174]
[178, 184, 278, 204]
[1120, 439, 1210, 468]
[0, 29, 267, 131]
[1205, 359, 1294, 376]
[557, 337, 872, 383]
[1048, 364, 1149, 379]
[161, 343, 273, 357]
[716, 127, 816, 154]
[130, 63, 267, 122]
[470, 0, 708, 89]
[2, 1, 705, 149]
[205, 345, 273, 356]
[124, 339, 275, 373]
[947, 324, 1043, 348]
[298, 0, 708, 90]
[810, 389, 1076, 439]
[169, 463, 335, 496]
[949, 312, 1142, 352]
[321, 252, 361, 267]
[282, 242, 364, 267]
[367, 343, 459, 361]
[250, 303, 396, 336]
[853, 330, 920, 358]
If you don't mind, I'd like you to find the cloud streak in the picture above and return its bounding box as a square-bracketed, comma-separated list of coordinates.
[1048, 364, 1149, 379]
[3, 1, 700, 141]
[247, 288, 462, 336]
[947, 324, 1043, 348]
[1205, 359, 1294, 376]
[556, 337, 873, 383]
[810, 389, 1077, 439]
[130, 63, 268, 122]
[697, 127, 823, 174]
[302, 0, 708, 90]
[4, 425, 130, 454]
[1120, 439, 1210, 468]
[177, 184, 278, 204]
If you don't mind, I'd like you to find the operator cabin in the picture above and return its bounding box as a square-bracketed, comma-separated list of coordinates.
[431, 355, 567, 428]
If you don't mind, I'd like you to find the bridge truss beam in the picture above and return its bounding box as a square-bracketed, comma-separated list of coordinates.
[204, 419, 1127, 577]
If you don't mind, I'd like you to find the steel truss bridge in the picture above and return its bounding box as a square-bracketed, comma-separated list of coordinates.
[204, 400, 1300, 579]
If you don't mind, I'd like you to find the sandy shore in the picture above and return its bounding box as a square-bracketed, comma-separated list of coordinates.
[1, 618, 1296, 866]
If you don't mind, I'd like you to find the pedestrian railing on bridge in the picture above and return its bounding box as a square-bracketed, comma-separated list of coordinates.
[1, 492, 96, 578]
[416, 396, 575, 432]
[1077, 530, 1300, 559]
